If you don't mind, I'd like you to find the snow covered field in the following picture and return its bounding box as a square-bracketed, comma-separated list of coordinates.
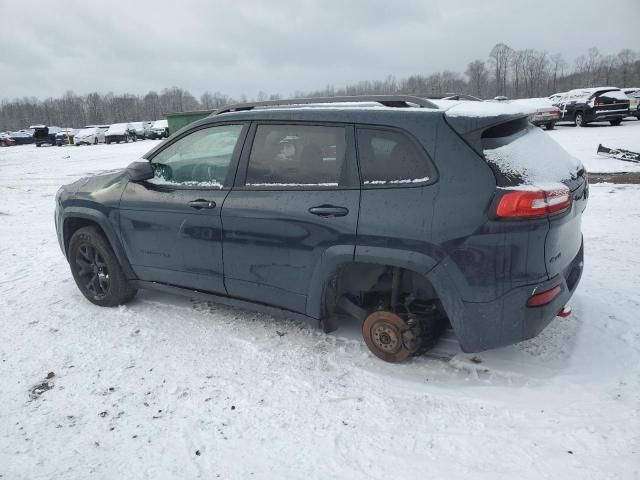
[548, 118, 640, 173]
[1, 127, 639, 479]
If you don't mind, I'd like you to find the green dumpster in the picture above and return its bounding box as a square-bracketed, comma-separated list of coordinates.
[165, 110, 214, 135]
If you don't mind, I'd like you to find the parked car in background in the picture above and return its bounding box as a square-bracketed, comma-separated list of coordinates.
[548, 92, 565, 103]
[131, 121, 151, 139]
[55, 95, 586, 363]
[105, 123, 136, 144]
[55, 128, 77, 146]
[9, 130, 34, 145]
[554, 87, 630, 126]
[622, 88, 640, 119]
[0, 133, 16, 147]
[148, 119, 169, 139]
[74, 127, 106, 145]
[510, 98, 561, 130]
[530, 105, 561, 129]
[32, 125, 61, 147]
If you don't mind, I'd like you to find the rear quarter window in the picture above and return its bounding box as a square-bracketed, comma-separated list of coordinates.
[356, 128, 435, 186]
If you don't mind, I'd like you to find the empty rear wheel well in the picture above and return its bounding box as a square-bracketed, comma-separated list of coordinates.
[324, 262, 446, 320]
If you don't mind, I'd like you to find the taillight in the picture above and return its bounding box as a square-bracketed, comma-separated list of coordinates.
[496, 185, 571, 219]
[527, 285, 562, 307]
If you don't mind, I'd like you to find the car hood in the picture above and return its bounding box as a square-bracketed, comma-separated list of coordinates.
[63, 169, 128, 194]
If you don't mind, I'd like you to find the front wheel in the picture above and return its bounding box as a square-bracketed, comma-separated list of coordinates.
[610, 119, 622, 126]
[68, 226, 137, 307]
[545, 122, 556, 130]
[575, 112, 587, 127]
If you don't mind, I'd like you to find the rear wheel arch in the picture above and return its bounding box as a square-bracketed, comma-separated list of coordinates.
[310, 249, 451, 320]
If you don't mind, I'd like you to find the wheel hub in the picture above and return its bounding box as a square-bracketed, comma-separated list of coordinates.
[372, 324, 400, 352]
[75, 244, 110, 299]
[362, 310, 412, 363]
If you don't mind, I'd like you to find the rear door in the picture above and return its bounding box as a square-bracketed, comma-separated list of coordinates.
[354, 126, 438, 267]
[221, 122, 359, 314]
[119, 123, 248, 294]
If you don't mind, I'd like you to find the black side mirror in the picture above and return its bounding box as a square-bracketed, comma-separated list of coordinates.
[126, 161, 154, 181]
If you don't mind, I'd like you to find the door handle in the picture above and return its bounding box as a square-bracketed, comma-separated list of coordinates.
[308, 205, 349, 217]
[188, 199, 216, 210]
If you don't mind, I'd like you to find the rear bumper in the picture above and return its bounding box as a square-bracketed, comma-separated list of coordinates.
[587, 109, 629, 122]
[106, 134, 128, 142]
[455, 239, 584, 353]
[531, 115, 559, 126]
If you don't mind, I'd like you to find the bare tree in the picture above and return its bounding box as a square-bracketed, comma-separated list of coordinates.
[465, 60, 488, 97]
[489, 43, 513, 96]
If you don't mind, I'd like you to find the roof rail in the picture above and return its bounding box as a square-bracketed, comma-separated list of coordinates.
[214, 95, 438, 115]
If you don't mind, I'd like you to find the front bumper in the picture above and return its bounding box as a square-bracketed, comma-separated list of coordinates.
[74, 136, 94, 145]
[455, 240, 584, 353]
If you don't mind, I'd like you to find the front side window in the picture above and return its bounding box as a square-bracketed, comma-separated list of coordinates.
[149, 124, 244, 188]
[356, 128, 433, 186]
[245, 124, 346, 187]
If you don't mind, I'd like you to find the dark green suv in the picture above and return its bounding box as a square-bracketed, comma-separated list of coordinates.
[55, 96, 587, 362]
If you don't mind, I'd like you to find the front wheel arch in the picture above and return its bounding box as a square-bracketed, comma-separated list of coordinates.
[62, 211, 137, 281]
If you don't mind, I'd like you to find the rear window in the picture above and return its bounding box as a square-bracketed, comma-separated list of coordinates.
[356, 128, 433, 186]
[482, 124, 581, 186]
[595, 90, 629, 101]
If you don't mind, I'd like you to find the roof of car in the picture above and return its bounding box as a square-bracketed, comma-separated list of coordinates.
[567, 86, 620, 94]
[209, 104, 441, 125]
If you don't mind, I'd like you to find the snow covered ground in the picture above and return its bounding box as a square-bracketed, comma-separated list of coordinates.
[1, 131, 639, 479]
[549, 117, 640, 173]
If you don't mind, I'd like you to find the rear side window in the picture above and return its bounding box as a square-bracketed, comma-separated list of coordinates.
[246, 124, 346, 187]
[356, 128, 433, 186]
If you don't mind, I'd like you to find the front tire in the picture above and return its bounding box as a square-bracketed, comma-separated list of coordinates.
[545, 122, 556, 130]
[610, 119, 622, 126]
[68, 226, 137, 307]
[575, 112, 587, 127]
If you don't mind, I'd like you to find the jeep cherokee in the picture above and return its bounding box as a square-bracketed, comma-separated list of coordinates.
[55, 95, 587, 362]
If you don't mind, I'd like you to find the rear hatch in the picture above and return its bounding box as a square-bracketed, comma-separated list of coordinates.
[443, 103, 588, 279]
[591, 89, 630, 117]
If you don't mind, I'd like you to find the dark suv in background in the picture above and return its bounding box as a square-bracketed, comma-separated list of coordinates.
[55, 96, 587, 363]
[554, 87, 630, 126]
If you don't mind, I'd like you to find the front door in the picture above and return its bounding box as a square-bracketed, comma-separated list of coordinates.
[221, 122, 360, 313]
[119, 123, 248, 294]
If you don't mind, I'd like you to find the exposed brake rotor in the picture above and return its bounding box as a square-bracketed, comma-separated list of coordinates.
[362, 310, 415, 363]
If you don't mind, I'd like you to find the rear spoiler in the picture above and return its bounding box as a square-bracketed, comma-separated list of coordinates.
[441, 102, 535, 153]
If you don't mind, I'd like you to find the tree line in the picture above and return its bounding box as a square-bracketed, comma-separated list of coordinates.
[1, 44, 639, 131]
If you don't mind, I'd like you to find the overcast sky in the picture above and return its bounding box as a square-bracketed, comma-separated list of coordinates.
[1, 0, 638, 100]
